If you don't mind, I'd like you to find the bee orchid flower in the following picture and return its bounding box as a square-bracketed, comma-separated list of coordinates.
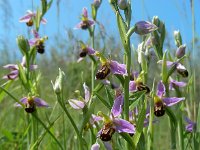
[3, 57, 37, 80]
[169, 78, 187, 90]
[15, 96, 49, 113]
[29, 30, 48, 54]
[95, 52, 127, 80]
[158, 60, 188, 78]
[74, 8, 95, 30]
[19, 10, 47, 27]
[68, 83, 90, 109]
[129, 71, 150, 93]
[154, 81, 185, 117]
[97, 92, 135, 141]
[77, 41, 96, 62]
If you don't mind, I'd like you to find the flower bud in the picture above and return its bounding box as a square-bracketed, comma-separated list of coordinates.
[93, 0, 102, 8]
[152, 16, 165, 33]
[109, 0, 117, 4]
[16, 35, 30, 55]
[91, 143, 100, 150]
[118, 0, 128, 10]
[52, 68, 65, 94]
[135, 21, 158, 35]
[176, 44, 186, 58]
[174, 30, 182, 47]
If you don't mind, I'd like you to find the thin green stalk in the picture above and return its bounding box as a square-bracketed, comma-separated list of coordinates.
[56, 94, 83, 149]
[32, 113, 38, 149]
[178, 116, 184, 150]
[63, 114, 66, 150]
[124, 41, 131, 121]
[27, 115, 31, 150]
[31, 113, 63, 150]
[89, 27, 95, 93]
[147, 98, 154, 150]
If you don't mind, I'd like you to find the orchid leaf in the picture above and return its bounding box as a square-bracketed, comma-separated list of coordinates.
[133, 100, 146, 148]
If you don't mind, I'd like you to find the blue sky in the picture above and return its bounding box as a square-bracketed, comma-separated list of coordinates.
[0, 0, 199, 55]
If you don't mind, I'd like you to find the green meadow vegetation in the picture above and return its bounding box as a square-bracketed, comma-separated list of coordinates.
[0, 0, 200, 150]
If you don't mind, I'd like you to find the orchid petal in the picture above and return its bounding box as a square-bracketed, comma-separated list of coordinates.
[30, 65, 38, 70]
[131, 71, 139, 79]
[3, 70, 19, 80]
[34, 97, 49, 107]
[87, 47, 96, 55]
[41, 18, 47, 24]
[113, 118, 135, 134]
[157, 60, 174, 67]
[163, 97, 185, 107]
[111, 95, 124, 117]
[77, 57, 84, 62]
[169, 79, 187, 90]
[135, 21, 158, 35]
[185, 117, 195, 124]
[15, 97, 28, 107]
[176, 63, 186, 70]
[157, 81, 165, 97]
[82, 8, 88, 18]
[88, 20, 95, 26]
[129, 81, 137, 92]
[110, 60, 127, 76]
[91, 143, 100, 150]
[29, 38, 38, 46]
[32, 30, 40, 38]
[68, 99, 85, 109]
[186, 124, 195, 132]
[19, 14, 32, 22]
[3, 64, 18, 70]
[74, 22, 83, 29]
[90, 114, 103, 125]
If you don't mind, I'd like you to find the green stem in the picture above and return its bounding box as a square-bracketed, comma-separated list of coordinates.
[31, 113, 63, 150]
[178, 115, 184, 150]
[32, 113, 38, 149]
[124, 41, 131, 121]
[63, 114, 66, 150]
[126, 26, 135, 39]
[56, 94, 83, 149]
[89, 27, 95, 93]
[147, 98, 154, 150]
[27, 115, 31, 150]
